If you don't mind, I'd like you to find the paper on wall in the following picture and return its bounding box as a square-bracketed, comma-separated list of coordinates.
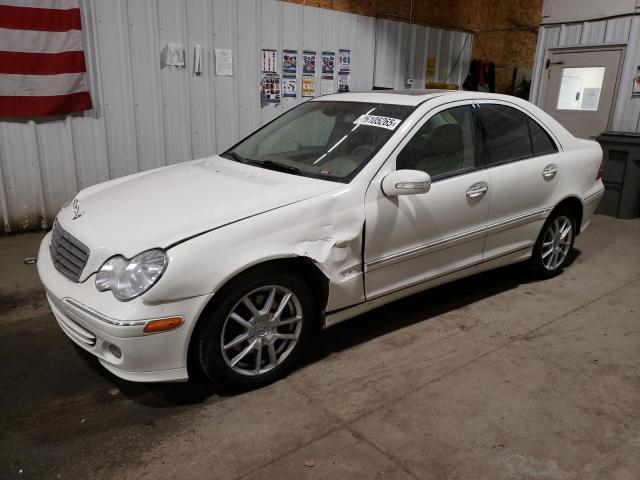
[261, 48, 277, 73]
[283, 49, 297, 75]
[161, 43, 185, 68]
[322, 51, 335, 74]
[302, 75, 315, 97]
[338, 72, 350, 93]
[633, 66, 640, 98]
[321, 74, 335, 95]
[262, 74, 280, 104]
[426, 57, 436, 76]
[303, 50, 316, 74]
[282, 75, 297, 97]
[215, 48, 233, 76]
[194, 45, 203, 75]
[338, 49, 350, 72]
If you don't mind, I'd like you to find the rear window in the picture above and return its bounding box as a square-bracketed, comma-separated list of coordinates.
[479, 104, 558, 166]
[529, 118, 558, 156]
[479, 104, 533, 165]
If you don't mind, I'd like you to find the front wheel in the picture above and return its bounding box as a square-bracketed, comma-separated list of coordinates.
[196, 266, 316, 391]
[529, 207, 576, 279]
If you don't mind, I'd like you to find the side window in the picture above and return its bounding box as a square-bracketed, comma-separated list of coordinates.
[479, 104, 533, 165]
[529, 118, 558, 156]
[397, 105, 476, 178]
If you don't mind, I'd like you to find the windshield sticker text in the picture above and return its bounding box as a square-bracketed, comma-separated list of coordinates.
[353, 115, 401, 130]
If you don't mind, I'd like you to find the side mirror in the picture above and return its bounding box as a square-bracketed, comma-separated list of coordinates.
[381, 170, 431, 197]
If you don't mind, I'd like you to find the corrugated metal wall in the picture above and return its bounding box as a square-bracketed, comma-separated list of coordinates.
[374, 18, 472, 90]
[530, 15, 640, 133]
[0, 0, 470, 234]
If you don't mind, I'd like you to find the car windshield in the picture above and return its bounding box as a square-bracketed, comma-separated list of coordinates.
[223, 101, 414, 182]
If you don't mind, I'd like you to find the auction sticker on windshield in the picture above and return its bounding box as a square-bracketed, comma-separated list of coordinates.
[353, 114, 401, 130]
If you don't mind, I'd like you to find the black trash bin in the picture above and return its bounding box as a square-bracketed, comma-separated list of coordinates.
[595, 131, 640, 219]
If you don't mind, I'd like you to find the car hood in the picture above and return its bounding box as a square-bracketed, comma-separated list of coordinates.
[55, 155, 340, 273]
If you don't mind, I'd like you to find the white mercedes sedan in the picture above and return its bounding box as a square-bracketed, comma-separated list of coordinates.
[38, 90, 605, 390]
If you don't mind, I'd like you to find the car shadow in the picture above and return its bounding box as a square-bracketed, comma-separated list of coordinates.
[98, 249, 581, 406]
[308, 247, 582, 360]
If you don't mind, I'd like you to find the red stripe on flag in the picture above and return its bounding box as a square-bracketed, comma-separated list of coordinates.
[0, 92, 92, 117]
[0, 51, 87, 75]
[0, 5, 81, 32]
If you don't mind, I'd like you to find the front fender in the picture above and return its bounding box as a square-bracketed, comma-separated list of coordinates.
[143, 183, 367, 312]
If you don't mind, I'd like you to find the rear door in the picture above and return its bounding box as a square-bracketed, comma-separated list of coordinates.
[477, 101, 561, 261]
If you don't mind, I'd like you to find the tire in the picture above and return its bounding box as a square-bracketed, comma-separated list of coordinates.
[196, 265, 316, 391]
[529, 206, 576, 279]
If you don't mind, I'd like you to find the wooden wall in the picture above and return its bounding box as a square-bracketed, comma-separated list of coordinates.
[285, 0, 543, 94]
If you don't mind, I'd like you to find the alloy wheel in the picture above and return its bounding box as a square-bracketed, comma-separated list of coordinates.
[220, 285, 303, 376]
[541, 215, 572, 271]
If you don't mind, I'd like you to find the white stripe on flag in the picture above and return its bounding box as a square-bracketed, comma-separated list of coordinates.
[0, 72, 88, 96]
[0, 28, 83, 54]
[0, 0, 79, 9]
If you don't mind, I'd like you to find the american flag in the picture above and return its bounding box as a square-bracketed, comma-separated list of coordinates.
[0, 0, 92, 116]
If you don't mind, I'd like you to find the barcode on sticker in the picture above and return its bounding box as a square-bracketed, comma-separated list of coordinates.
[353, 115, 401, 130]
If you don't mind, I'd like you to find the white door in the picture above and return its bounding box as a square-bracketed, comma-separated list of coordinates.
[364, 103, 490, 299]
[540, 48, 622, 138]
[476, 101, 562, 260]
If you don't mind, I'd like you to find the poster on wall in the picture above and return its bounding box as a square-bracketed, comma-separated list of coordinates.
[338, 72, 350, 93]
[321, 74, 335, 95]
[283, 49, 297, 75]
[261, 48, 277, 73]
[426, 57, 436, 77]
[322, 51, 335, 74]
[338, 49, 350, 72]
[215, 49, 233, 76]
[282, 76, 297, 97]
[303, 50, 316, 74]
[633, 66, 640, 98]
[302, 75, 316, 97]
[262, 74, 280, 103]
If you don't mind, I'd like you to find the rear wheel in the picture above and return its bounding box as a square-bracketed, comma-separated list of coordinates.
[530, 207, 576, 279]
[196, 266, 315, 391]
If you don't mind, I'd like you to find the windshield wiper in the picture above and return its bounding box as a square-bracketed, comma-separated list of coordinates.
[248, 159, 303, 176]
[223, 152, 303, 176]
[222, 151, 245, 163]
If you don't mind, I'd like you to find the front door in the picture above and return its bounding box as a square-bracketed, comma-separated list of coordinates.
[540, 48, 622, 138]
[364, 103, 490, 299]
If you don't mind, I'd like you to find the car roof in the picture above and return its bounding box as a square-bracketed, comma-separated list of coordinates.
[314, 90, 455, 106]
[314, 90, 530, 107]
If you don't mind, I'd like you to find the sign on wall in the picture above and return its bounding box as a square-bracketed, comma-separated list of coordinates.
[632, 66, 640, 98]
[303, 50, 316, 74]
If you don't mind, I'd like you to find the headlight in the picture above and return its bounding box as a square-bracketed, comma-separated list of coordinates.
[95, 249, 168, 301]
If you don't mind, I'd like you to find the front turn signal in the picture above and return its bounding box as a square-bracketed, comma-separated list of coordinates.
[143, 316, 184, 333]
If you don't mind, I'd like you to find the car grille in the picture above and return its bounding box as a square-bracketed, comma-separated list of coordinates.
[50, 222, 90, 282]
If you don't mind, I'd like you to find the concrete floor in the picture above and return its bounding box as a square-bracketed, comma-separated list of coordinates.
[1, 215, 639, 480]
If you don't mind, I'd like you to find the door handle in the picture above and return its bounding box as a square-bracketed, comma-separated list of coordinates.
[466, 182, 489, 198]
[542, 164, 558, 179]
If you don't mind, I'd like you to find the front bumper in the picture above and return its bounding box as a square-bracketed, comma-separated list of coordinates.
[37, 232, 212, 382]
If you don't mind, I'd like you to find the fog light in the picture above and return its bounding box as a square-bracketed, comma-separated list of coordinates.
[143, 316, 183, 333]
[109, 344, 122, 359]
